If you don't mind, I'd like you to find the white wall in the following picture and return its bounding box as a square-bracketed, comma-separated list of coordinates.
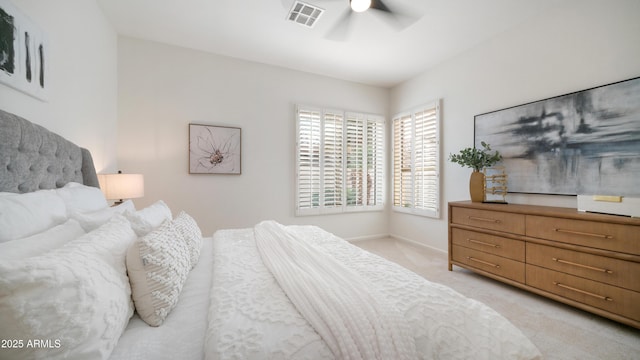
[117, 37, 389, 239]
[4, 1, 637, 251]
[0, 0, 118, 172]
[390, 0, 640, 251]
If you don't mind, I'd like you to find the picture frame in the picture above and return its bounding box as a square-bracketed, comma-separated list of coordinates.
[189, 123, 241, 174]
[474, 76, 640, 196]
[0, 0, 48, 101]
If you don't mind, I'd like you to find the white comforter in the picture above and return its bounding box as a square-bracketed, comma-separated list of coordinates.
[254, 221, 417, 360]
[206, 223, 542, 360]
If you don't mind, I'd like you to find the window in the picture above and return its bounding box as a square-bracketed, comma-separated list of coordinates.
[296, 105, 384, 215]
[392, 101, 440, 218]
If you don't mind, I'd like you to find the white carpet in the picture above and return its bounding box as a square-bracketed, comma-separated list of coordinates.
[353, 237, 640, 360]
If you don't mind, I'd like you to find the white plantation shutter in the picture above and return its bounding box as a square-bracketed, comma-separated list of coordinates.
[345, 113, 384, 211]
[296, 108, 321, 212]
[392, 101, 440, 218]
[346, 113, 365, 206]
[296, 106, 384, 215]
[322, 111, 343, 209]
[366, 117, 384, 207]
[393, 114, 413, 209]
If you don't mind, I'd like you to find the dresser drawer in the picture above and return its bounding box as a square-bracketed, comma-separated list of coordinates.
[526, 243, 640, 292]
[526, 215, 640, 255]
[452, 244, 525, 283]
[452, 228, 525, 261]
[526, 264, 640, 322]
[451, 207, 525, 234]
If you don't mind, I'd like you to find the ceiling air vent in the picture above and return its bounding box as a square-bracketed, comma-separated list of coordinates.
[287, 1, 324, 28]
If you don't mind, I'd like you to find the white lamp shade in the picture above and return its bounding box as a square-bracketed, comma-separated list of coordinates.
[98, 173, 144, 200]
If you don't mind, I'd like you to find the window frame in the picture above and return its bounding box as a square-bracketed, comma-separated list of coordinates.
[295, 105, 385, 216]
[392, 100, 441, 218]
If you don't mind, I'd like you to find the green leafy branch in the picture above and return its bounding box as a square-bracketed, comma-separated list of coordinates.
[448, 141, 502, 172]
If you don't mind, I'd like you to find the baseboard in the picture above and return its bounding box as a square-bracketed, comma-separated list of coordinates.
[345, 233, 390, 243]
[389, 233, 447, 255]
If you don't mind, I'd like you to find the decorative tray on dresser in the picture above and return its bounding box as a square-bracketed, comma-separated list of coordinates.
[448, 201, 640, 329]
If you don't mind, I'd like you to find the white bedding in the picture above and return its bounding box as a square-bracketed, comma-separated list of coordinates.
[109, 236, 214, 360]
[206, 224, 542, 360]
[254, 220, 417, 360]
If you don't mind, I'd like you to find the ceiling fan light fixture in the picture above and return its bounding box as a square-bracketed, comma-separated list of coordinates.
[350, 0, 371, 13]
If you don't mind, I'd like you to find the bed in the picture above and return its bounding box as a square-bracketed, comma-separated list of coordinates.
[0, 109, 542, 360]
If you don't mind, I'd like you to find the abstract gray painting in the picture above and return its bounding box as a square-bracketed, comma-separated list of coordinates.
[475, 77, 640, 196]
[0, 0, 47, 100]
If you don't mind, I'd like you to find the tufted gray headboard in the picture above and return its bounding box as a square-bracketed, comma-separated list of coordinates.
[0, 109, 100, 193]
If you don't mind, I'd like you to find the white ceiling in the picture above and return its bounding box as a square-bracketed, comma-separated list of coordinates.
[97, 0, 564, 88]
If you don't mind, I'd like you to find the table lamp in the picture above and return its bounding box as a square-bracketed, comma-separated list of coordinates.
[98, 170, 144, 205]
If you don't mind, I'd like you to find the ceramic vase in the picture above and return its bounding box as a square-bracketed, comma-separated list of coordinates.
[469, 170, 485, 202]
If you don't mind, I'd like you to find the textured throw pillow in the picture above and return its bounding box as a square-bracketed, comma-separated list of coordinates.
[126, 220, 191, 326]
[124, 200, 172, 237]
[56, 182, 109, 214]
[71, 200, 135, 232]
[0, 215, 136, 360]
[0, 189, 67, 242]
[0, 218, 85, 260]
[172, 211, 203, 269]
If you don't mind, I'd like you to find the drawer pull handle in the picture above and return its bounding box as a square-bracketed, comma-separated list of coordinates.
[552, 258, 613, 274]
[553, 228, 613, 239]
[468, 216, 501, 223]
[553, 282, 613, 302]
[466, 256, 500, 269]
[468, 238, 500, 248]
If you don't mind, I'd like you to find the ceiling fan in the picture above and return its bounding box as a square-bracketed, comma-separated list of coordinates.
[326, 0, 419, 40]
[349, 0, 387, 13]
[284, 0, 419, 40]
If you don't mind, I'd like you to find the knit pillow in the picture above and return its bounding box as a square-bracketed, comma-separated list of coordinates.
[172, 211, 203, 269]
[126, 220, 191, 326]
[0, 215, 136, 359]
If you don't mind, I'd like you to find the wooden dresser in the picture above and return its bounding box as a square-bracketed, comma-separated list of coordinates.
[448, 201, 640, 329]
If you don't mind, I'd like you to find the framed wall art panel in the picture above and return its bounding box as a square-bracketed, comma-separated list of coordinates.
[474, 76, 640, 196]
[189, 124, 241, 174]
[0, 0, 48, 101]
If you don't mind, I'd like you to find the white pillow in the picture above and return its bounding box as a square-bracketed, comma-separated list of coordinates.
[0, 189, 67, 242]
[172, 211, 203, 269]
[126, 220, 191, 326]
[56, 182, 108, 214]
[0, 215, 136, 360]
[124, 200, 172, 237]
[0, 219, 85, 260]
[71, 200, 135, 232]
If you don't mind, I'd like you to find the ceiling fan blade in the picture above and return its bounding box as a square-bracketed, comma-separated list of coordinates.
[370, 0, 391, 13]
[370, 1, 420, 31]
[325, 8, 353, 41]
